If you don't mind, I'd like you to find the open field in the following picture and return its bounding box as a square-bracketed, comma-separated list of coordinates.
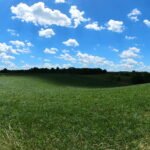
[0, 74, 149, 150]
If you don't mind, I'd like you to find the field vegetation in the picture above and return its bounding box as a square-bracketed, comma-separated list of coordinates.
[0, 72, 149, 149]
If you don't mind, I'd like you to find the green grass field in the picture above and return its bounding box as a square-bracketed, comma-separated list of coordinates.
[0, 74, 149, 150]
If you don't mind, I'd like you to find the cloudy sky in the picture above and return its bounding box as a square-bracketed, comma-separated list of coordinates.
[0, 0, 150, 71]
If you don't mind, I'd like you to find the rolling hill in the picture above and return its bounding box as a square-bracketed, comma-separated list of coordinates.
[0, 74, 149, 149]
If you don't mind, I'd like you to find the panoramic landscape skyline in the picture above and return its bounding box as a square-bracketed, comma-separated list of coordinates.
[0, 0, 150, 71]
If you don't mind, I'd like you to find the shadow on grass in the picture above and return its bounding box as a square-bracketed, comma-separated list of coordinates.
[0, 73, 134, 88]
[34, 73, 133, 88]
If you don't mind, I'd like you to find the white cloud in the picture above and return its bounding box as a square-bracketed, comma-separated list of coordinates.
[39, 28, 55, 38]
[61, 63, 72, 68]
[69, 5, 89, 28]
[121, 58, 138, 65]
[10, 40, 33, 48]
[0, 43, 17, 55]
[63, 39, 79, 47]
[85, 22, 104, 31]
[10, 40, 25, 48]
[1, 60, 16, 69]
[118, 47, 143, 71]
[125, 36, 136, 40]
[106, 20, 124, 33]
[0, 53, 15, 61]
[42, 62, 71, 69]
[9, 40, 32, 54]
[44, 48, 58, 54]
[42, 63, 57, 69]
[7, 29, 19, 37]
[55, 0, 66, 3]
[76, 51, 114, 67]
[106, 47, 149, 71]
[11, 2, 71, 27]
[0, 43, 16, 68]
[21, 63, 72, 69]
[59, 53, 76, 62]
[22, 64, 35, 70]
[119, 58, 144, 71]
[0, 43, 12, 53]
[143, 19, 150, 28]
[0, 40, 32, 60]
[120, 47, 140, 59]
[26, 41, 33, 47]
[128, 8, 141, 22]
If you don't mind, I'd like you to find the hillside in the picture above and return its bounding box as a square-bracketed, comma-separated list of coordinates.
[0, 74, 149, 149]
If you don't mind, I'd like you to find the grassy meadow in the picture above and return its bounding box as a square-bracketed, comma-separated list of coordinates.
[0, 74, 149, 150]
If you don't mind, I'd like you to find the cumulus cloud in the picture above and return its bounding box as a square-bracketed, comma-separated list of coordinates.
[143, 19, 150, 28]
[106, 20, 124, 33]
[63, 39, 79, 47]
[10, 40, 25, 48]
[69, 5, 89, 28]
[0, 43, 19, 55]
[108, 47, 147, 71]
[0, 43, 16, 66]
[77, 51, 114, 67]
[128, 8, 141, 22]
[55, 0, 66, 3]
[9, 40, 32, 54]
[11, 2, 71, 27]
[0, 43, 12, 53]
[57, 50, 115, 69]
[44, 48, 58, 54]
[59, 53, 76, 62]
[0, 53, 15, 61]
[122, 58, 138, 65]
[119, 58, 144, 71]
[0, 40, 32, 63]
[11, 2, 96, 29]
[39, 28, 55, 38]
[120, 47, 140, 59]
[85, 22, 104, 31]
[1, 60, 16, 69]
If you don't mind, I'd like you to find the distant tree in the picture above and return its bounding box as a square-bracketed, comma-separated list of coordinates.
[1, 68, 8, 73]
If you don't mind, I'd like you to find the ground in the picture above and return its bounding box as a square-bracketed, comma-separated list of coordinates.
[0, 74, 149, 150]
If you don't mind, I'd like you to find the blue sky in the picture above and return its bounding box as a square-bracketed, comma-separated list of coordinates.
[0, 0, 150, 71]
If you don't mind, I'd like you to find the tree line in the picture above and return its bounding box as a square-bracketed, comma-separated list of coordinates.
[0, 67, 150, 84]
[0, 67, 107, 74]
